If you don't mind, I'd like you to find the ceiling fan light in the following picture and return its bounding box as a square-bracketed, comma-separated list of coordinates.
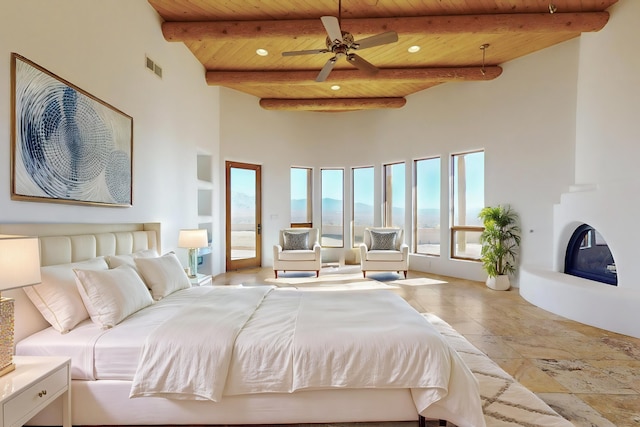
[256, 48, 269, 56]
[408, 45, 421, 53]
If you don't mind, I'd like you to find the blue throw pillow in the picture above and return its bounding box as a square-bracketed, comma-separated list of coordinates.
[369, 230, 397, 250]
[283, 231, 310, 250]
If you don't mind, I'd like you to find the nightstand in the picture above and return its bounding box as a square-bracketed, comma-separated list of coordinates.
[189, 273, 212, 286]
[0, 356, 71, 427]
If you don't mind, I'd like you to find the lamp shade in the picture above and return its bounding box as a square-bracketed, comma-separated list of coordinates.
[0, 235, 41, 291]
[178, 229, 208, 249]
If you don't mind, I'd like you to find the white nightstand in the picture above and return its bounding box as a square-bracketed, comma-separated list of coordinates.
[0, 356, 71, 427]
[189, 273, 212, 286]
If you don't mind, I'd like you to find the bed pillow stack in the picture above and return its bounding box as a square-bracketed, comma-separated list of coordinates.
[134, 252, 191, 300]
[74, 265, 153, 329]
[23, 256, 110, 333]
[24, 248, 192, 333]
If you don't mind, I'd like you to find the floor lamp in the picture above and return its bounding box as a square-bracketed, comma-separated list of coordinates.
[0, 235, 41, 376]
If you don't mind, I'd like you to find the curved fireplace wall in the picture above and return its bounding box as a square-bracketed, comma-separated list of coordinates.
[520, 185, 640, 339]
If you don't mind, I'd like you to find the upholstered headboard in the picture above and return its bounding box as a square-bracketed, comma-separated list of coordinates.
[0, 223, 161, 343]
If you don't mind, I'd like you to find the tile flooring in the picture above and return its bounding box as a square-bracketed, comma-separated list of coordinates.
[212, 267, 640, 427]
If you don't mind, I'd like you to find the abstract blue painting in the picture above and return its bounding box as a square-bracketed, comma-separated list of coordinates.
[11, 53, 133, 206]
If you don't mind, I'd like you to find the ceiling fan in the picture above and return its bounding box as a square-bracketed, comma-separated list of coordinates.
[282, 0, 398, 82]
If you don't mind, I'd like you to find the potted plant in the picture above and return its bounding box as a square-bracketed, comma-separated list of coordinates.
[478, 205, 521, 290]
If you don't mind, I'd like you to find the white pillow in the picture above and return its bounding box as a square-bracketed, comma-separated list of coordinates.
[74, 265, 153, 329]
[23, 257, 109, 333]
[134, 252, 191, 300]
[106, 249, 159, 269]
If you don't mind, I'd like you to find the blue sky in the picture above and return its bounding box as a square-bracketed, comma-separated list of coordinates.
[285, 153, 484, 210]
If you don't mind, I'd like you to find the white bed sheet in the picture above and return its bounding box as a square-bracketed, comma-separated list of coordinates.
[17, 287, 218, 380]
[16, 319, 105, 380]
[18, 286, 485, 427]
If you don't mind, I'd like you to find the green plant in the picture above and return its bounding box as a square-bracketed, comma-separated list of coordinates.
[478, 205, 521, 278]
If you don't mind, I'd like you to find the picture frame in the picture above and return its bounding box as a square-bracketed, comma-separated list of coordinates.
[10, 53, 133, 207]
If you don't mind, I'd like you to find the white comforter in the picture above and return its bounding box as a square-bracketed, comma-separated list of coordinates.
[129, 286, 485, 427]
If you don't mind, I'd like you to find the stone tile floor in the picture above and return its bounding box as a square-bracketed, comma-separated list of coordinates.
[212, 267, 640, 427]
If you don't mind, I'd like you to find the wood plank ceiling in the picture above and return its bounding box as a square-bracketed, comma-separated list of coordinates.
[147, 0, 617, 112]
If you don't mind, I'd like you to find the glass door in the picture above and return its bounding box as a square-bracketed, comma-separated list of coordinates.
[225, 161, 262, 271]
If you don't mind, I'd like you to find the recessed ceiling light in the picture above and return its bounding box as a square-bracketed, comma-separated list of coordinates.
[408, 45, 421, 53]
[256, 48, 269, 56]
[331, 85, 341, 91]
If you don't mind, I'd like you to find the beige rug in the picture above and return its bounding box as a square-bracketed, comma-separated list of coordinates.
[426, 313, 574, 427]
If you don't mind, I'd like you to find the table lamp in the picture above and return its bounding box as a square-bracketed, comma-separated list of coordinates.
[0, 235, 41, 376]
[178, 229, 208, 278]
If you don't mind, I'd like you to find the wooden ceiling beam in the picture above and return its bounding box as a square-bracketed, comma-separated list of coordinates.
[163, 12, 609, 42]
[259, 98, 407, 112]
[206, 66, 502, 86]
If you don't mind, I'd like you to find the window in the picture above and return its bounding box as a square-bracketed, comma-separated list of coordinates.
[290, 167, 312, 227]
[352, 166, 374, 247]
[414, 157, 440, 255]
[451, 150, 484, 260]
[321, 168, 344, 247]
[383, 162, 405, 229]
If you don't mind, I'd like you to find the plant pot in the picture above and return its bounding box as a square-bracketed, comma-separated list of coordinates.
[486, 275, 510, 291]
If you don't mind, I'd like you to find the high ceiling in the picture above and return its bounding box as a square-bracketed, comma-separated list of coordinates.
[147, 0, 617, 112]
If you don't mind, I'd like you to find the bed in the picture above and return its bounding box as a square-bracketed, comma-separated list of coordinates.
[3, 223, 485, 427]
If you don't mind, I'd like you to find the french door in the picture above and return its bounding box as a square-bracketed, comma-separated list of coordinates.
[225, 161, 262, 271]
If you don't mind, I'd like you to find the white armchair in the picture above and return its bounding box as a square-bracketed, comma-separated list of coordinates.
[273, 228, 322, 278]
[359, 227, 409, 278]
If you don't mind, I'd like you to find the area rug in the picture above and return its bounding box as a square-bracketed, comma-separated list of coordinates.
[426, 313, 574, 427]
[265, 265, 400, 291]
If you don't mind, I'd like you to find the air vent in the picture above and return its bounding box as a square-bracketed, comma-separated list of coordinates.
[145, 55, 163, 79]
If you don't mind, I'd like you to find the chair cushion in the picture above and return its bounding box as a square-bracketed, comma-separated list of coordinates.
[279, 250, 317, 261]
[369, 230, 398, 250]
[283, 231, 310, 250]
[366, 250, 404, 261]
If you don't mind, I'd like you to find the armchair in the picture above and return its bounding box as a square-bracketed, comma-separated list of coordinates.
[273, 228, 322, 278]
[359, 227, 409, 278]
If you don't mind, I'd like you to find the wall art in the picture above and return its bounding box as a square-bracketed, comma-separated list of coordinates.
[11, 53, 133, 207]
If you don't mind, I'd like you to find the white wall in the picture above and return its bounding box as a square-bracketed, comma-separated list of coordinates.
[0, 0, 221, 271]
[520, 0, 640, 338]
[219, 36, 578, 282]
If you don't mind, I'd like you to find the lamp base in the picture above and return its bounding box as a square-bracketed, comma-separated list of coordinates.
[0, 296, 15, 377]
[0, 363, 15, 377]
[188, 248, 199, 278]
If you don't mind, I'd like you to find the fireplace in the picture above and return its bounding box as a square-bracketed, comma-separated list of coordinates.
[520, 184, 640, 339]
[564, 224, 617, 286]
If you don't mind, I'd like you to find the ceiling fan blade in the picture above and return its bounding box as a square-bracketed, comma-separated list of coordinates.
[316, 57, 338, 82]
[320, 16, 343, 43]
[347, 54, 379, 75]
[353, 31, 399, 50]
[282, 49, 329, 57]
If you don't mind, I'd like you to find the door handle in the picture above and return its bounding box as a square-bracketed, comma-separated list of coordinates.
[257, 224, 262, 235]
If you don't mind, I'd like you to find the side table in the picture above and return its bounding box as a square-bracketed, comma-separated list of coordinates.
[0, 356, 71, 427]
[189, 273, 213, 286]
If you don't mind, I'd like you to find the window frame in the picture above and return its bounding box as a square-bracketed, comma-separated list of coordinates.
[320, 167, 344, 248]
[290, 166, 313, 228]
[450, 150, 485, 261]
[352, 165, 375, 248]
[413, 156, 441, 256]
[383, 161, 406, 229]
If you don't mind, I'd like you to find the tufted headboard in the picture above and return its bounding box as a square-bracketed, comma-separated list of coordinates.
[0, 223, 161, 343]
